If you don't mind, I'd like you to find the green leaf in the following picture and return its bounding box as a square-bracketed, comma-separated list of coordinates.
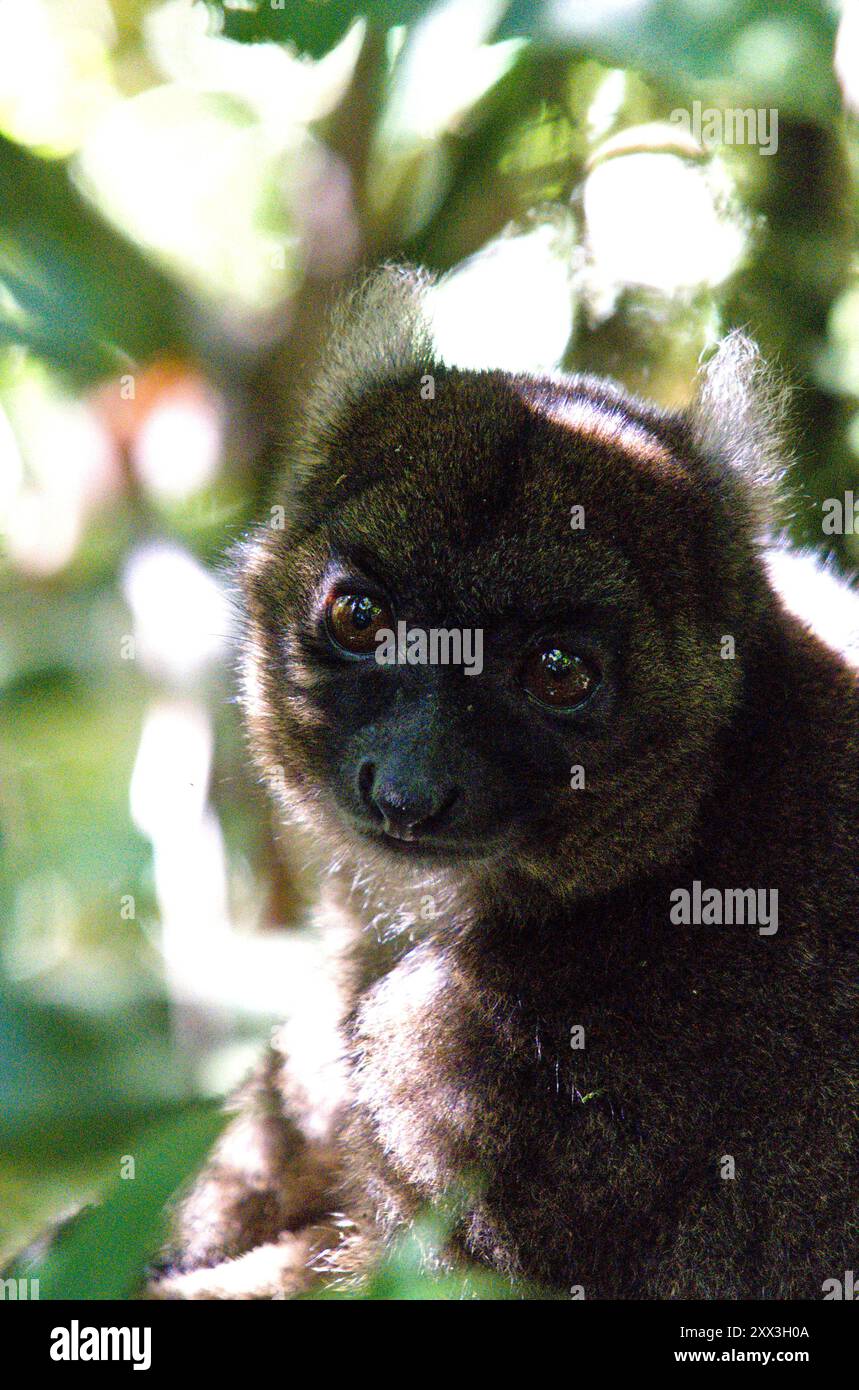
[497, 0, 840, 122]
[13, 1105, 226, 1299]
[0, 988, 198, 1168]
[0, 135, 196, 382]
[212, 1, 432, 58]
[209, 2, 840, 121]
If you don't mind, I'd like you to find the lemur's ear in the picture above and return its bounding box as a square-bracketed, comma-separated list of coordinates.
[687, 332, 792, 537]
[321, 263, 437, 394]
[294, 264, 438, 482]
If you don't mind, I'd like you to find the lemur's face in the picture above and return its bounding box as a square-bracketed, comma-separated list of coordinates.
[239, 368, 747, 896]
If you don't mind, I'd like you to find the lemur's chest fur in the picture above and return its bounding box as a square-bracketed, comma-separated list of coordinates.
[344, 904, 849, 1296]
[349, 936, 702, 1285]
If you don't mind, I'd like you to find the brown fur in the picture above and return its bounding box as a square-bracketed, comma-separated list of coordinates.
[154, 269, 857, 1299]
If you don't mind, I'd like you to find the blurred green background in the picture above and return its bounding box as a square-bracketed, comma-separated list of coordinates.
[1, 0, 858, 1298]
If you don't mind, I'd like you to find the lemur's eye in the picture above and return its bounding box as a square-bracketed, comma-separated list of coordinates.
[522, 643, 600, 709]
[326, 592, 394, 654]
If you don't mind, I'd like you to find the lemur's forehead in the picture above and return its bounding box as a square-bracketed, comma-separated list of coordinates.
[332, 367, 688, 507]
[327, 369, 687, 547]
[302, 367, 697, 622]
[327, 470, 636, 627]
[327, 517, 633, 625]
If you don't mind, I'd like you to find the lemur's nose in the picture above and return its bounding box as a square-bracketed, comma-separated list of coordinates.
[359, 762, 459, 840]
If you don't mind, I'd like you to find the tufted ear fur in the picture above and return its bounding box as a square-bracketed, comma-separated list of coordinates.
[686, 331, 792, 539]
[292, 264, 439, 486]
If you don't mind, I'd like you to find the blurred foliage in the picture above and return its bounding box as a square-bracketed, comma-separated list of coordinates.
[9, 1103, 225, 1299]
[0, 0, 858, 1298]
[216, 0, 841, 118]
